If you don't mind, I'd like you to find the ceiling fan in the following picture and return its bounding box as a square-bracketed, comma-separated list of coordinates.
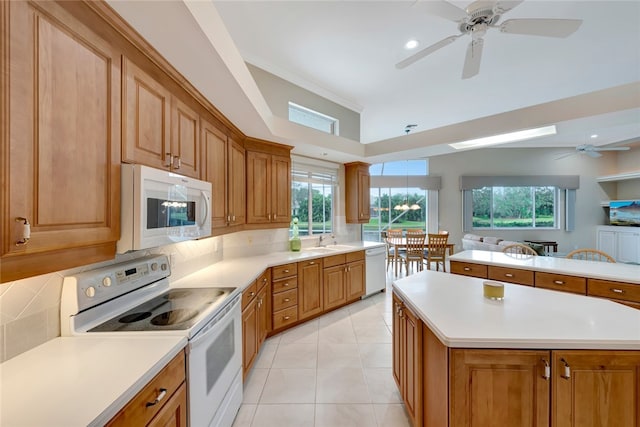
[396, 0, 583, 79]
[555, 144, 631, 160]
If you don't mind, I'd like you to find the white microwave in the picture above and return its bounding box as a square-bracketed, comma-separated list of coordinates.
[117, 164, 212, 253]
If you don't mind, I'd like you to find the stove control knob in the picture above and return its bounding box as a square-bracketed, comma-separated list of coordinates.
[85, 286, 96, 298]
[102, 277, 112, 287]
[161, 263, 168, 271]
[151, 263, 158, 271]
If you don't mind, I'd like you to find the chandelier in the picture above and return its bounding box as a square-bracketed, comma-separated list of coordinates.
[394, 161, 420, 211]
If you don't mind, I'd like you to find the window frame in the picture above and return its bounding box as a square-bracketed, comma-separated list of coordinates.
[291, 158, 337, 236]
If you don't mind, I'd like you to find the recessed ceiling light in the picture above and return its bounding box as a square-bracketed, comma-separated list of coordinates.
[404, 39, 419, 50]
[590, 134, 599, 139]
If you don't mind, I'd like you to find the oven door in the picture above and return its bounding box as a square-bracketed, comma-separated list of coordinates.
[187, 295, 242, 427]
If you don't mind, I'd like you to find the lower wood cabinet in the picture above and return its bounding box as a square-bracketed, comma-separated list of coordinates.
[298, 259, 323, 321]
[107, 351, 187, 427]
[242, 270, 271, 377]
[535, 272, 586, 295]
[392, 293, 423, 427]
[323, 251, 366, 310]
[450, 261, 488, 278]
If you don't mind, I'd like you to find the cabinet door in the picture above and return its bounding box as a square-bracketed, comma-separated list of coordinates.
[323, 265, 346, 310]
[403, 305, 422, 425]
[392, 294, 403, 389]
[148, 382, 187, 427]
[345, 162, 371, 224]
[246, 151, 271, 224]
[617, 230, 640, 264]
[346, 260, 366, 301]
[297, 260, 323, 320]
[3, 1, 120, 281]
[201, 120, 228, 229]
[553, 350, 640, 427]
[123, 57, 171, 170]
[257, 282, 271, 348]
[228, 138, 246, 225]
[271, 154, 291, 224]
[242, 298, 258, 377]
[598, 230, 617, 260]
[170, 97, 199, 178]
[358, 168, 371, 222]
[450, 349, 550, 427]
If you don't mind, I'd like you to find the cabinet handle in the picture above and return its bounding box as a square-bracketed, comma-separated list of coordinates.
[283, 298, 290, 302]
[560, 358, 571, 379]
[610, 288, 624, 294]
[250, 291, 255, 297]
[165, 153, 173, 168]
[268, 214, 271, 220]
[227, 215, 231, 222]
[309, 261, 315, 265]
[15, 217, 31, 246]
[542, 359, 550, 380]
[553, 280, 565, 285]
[504, 273, 514, 278]
[263, 278, 268, 283]
[145, 388, 167, 407]
[274, 213, 277, 220]
[283, 282, 289, 287]
[232, 215, 236, 222]
[463, 267, 471, 271]
[398, 308, 403, 318]
[283, 316, 290, 320]
[173, 156, 181, 170]
[283, 269, 289, 273]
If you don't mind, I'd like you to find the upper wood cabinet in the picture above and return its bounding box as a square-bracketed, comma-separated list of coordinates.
[201, 120, 245, 229]
[245, 138, 292, 226]
[122, 57, 199, 178]
[345, 162, 371, 223]
[1, 1, 121, 282]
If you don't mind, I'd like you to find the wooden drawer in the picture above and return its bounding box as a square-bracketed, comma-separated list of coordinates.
[588, 279, 640, 304]
[324, 254, 346, 268]
[488, 266, 534, 286]
[535, 272, 586, 294]
[610, 299, 640, 310]
[242, 281, 258, 310]
[450, 261, 487, 278]
[346, 250, 365, 263]
[107, 351, 186, 427]
[272, 288, 298, 311]
[272, 263, 297, 280]
[272, 306, 298, 330]
[256, 269, 271, 291]
[272, 276, 298, 294]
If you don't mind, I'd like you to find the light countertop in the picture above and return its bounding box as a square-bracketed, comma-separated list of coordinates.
[449, 250, 640, 284]
[0, 336, 186, 427]
[393, 270, 640, 350]
[171, 240, 385, 289]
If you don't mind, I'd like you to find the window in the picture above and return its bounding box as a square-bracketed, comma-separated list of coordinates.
[291, 160, 337, 236]
[472, 186, 557, 229]
[288, 102, 339, 135]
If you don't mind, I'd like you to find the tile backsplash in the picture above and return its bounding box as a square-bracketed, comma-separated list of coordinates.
[0, 223, 360, 362]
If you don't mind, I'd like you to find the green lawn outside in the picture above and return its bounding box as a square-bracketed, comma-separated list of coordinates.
[473, 215, 555, 228]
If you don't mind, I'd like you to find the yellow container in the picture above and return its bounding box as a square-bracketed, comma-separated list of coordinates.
[483, 281, 504, 300]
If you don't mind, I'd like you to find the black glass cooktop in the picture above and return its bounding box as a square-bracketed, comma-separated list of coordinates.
[88, 287, 234, 332]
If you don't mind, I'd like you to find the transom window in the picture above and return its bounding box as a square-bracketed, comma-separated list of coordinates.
[472, 186, 557, 229]
[288, 102, 339, 135]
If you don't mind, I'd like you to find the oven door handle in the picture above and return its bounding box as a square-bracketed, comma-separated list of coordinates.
[189, 295, 240, 349]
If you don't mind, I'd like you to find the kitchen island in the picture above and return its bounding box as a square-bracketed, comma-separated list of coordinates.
[392, 270, 640, 427]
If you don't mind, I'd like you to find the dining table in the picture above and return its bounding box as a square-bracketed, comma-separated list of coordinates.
[386, 237, 455, 277]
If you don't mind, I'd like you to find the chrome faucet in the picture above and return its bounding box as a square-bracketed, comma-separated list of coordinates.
[318, 235, 326, 247]
[331, 234, 337, 245]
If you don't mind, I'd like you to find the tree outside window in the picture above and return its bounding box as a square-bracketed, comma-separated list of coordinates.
[472, 186, 556, 228]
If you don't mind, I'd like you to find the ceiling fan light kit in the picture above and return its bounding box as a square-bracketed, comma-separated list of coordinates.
[396, 0, 583, 78]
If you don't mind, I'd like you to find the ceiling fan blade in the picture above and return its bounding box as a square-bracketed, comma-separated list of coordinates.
[462, 38, 483, 79]
[500, 19, 583, 38]
[594, 147, 631, 152]
[395, 35, 461, 69]
[493, 0, 524, 15]
[586, 151, 603, 158]
[425, 0, 468, 23]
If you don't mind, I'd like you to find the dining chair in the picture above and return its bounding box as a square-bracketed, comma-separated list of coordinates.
[385, 229, 404, 273]
[400, 231, 426, 275]
[424, 233, 449, 272]
[502, 243, 538, 258]
[566, 248, 616, 263]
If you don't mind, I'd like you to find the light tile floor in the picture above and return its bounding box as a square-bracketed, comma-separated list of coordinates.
[232, 267, 415, 427]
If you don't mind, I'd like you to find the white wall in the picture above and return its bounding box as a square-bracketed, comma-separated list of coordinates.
[429, 147, 619, 254]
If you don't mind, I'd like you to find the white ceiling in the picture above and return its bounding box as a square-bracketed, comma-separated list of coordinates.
[108, 1, 640, 163]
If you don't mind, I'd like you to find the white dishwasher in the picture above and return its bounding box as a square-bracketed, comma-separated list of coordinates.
[364, 246, 387, 297]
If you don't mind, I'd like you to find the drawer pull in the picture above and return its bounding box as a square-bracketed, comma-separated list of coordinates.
[145, 388, 167, 407]
[310, 261, 315, 265]
[249, 291, 255, 297]
[542, 359, 550, 380]
[504, 273, 514, 278]
[611, 288, 624, 294]
[283, 316, 290, 320]
[283, 269, 289, 273]
[283, 298, 290, 302]
[284, 283, 289, 287]
[463, 267, 471, 271]
[553, 280, 565, 285]
[263, 278, 267, 283]
[560, 358, 571, 379]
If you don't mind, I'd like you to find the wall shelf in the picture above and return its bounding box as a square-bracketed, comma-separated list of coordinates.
[596, 171, 640, 183]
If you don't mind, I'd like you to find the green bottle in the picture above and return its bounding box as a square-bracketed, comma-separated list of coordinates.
[290, 218, 301, 251]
